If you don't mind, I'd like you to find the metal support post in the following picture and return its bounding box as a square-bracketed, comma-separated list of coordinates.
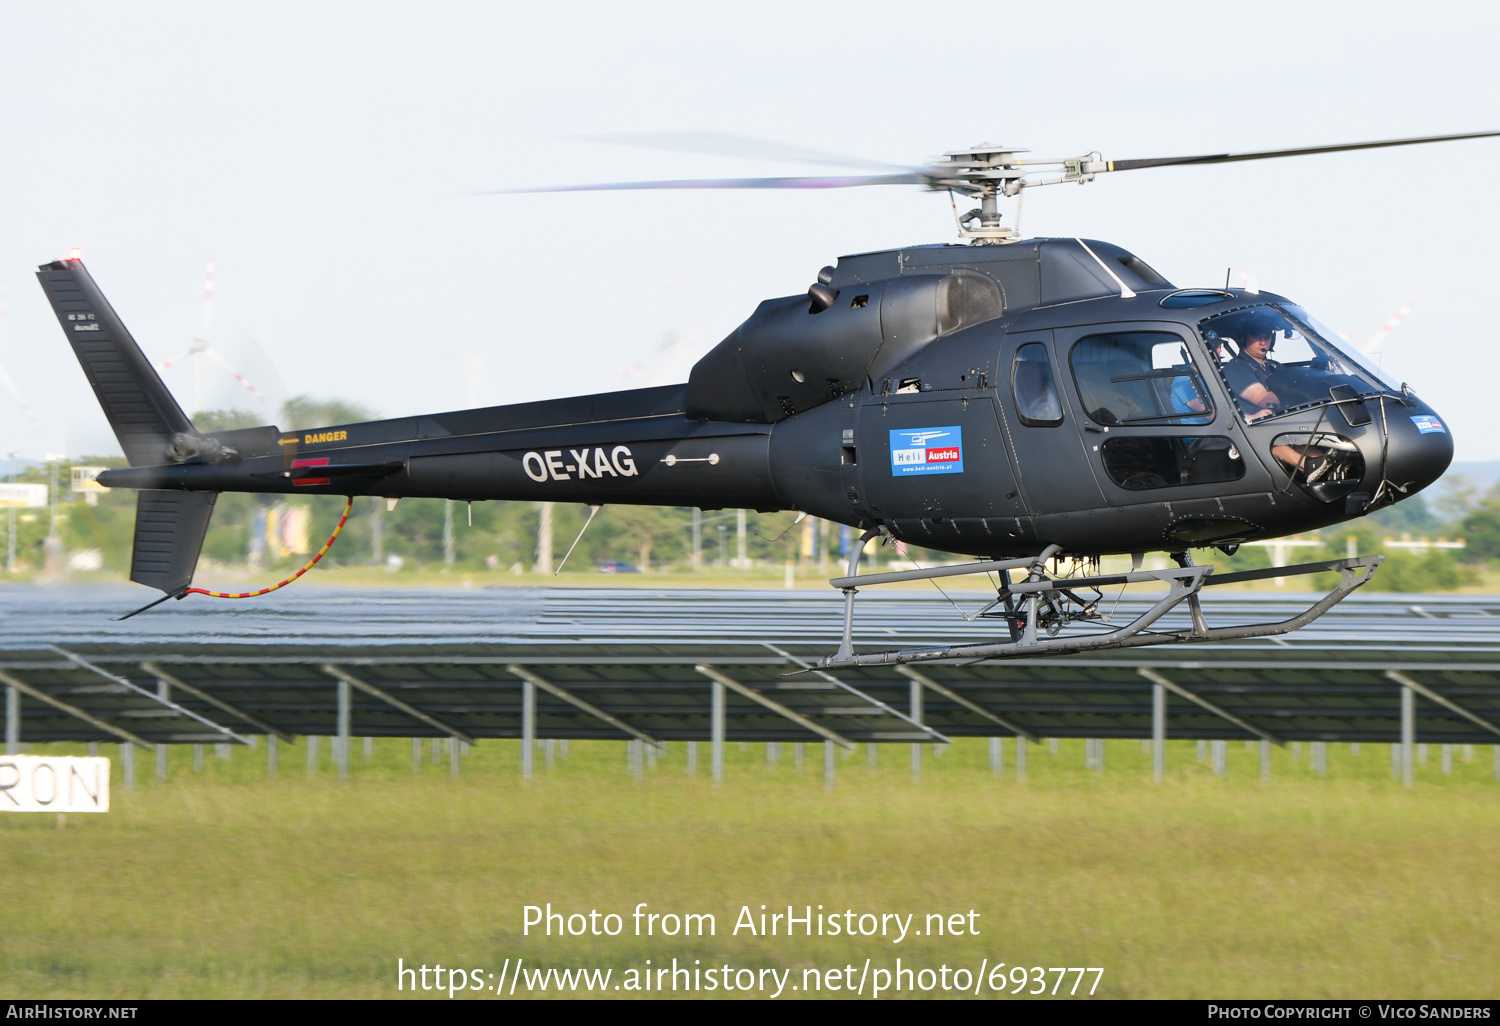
[910, 679, 922, 783]
[306, 735, 318, 776]
[736, 508, 747, 569]
[1213, 739, 1227, 776]
[336, 678, 351, 781]
[711, 682, 724, 783]
[364, 736, 373, 759]
[156, 745, 167, 781]
[268, 735, 278, 778]
[6, 685, 18, 754]
[989, 737, 1002, 774]
[794, 742, 804, 769]
[1401, 685, 1414, 788]
[450, 736, 459, 776]
[685, 740, 697, 775]
[442, 499, 455, 566]
[521, 680, 535, 780]
[1442, 743, 1452, 775]
[1153, 683, 1165, 783]
[120, 743, 134, 792]
[824, 739, 834, 789]
[193, 744, 204, 773]
[867, 742, 877, 769]
[412, 737, 420, 772]
[545, 738, 555, 769]
[1016, 736, 1026, 780]
[1260, 739, 1271, 782]
[645, 741, 656, 771]
[691, 507, 702, 569]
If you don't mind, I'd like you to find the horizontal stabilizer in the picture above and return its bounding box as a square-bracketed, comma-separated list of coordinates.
[36, 259, 193, 466]
[131, 490, 217, 595]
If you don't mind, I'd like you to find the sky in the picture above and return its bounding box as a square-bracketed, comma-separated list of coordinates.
[0, 1, 1497, 461]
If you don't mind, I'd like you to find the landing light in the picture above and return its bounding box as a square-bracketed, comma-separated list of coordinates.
[69, 247, 81, 260]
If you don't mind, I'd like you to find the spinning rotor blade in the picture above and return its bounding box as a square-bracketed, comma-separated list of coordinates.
[1363, 302, 1414, 354]
[202, 348, 270, 404]
[0, 361, 37, 424]
[581, 131, 911, 172]
[489, 172, 928, 195]
[1103, 129, 1500, 173]
[157, 346, 198, 372]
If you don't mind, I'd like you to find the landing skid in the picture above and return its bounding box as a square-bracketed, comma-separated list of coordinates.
[819, 538, 1382, 669]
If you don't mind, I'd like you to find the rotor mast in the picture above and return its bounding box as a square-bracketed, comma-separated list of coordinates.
[933, 145, 1031, 245]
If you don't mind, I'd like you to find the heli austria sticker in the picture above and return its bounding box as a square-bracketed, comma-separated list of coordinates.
[1410, 415, 1446, 435]
[889, 426, 964, 477]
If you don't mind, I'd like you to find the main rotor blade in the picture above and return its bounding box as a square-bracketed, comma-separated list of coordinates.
[488, 172, 929, 195]
[1107, 129, 1500, 172]
[580, 131, 911, 172]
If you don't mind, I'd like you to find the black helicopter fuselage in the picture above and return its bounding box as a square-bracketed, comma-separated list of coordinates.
[42, 237, 1452, 578]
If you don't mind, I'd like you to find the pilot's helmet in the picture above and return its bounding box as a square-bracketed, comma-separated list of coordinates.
[1208, 311, 1282, 347]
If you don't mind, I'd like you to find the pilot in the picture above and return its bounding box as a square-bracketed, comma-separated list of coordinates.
[1218, 318, 1323, 473]
[1220, 321, 1282, 420]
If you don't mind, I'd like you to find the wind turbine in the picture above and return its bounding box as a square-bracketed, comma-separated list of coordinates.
[0, 287, 37, 425]
[1362, 301, 1414, 354]
[156, 258, 271, 415]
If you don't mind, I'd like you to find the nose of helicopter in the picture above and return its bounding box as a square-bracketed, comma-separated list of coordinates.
[1370, 406, 1453, 499]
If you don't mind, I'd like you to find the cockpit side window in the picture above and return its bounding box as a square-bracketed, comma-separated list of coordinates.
[1012, 343, 1063, 426]
[1068, 331, 1212, 426]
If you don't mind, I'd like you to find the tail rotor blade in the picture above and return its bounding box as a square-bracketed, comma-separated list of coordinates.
[202, 347, 270, 404]
[157, 347, 197, 372]
[0, 360, 37, 424]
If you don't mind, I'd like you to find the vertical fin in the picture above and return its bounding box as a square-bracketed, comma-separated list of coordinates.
[35, 258, 193, 466]
[130, 491, 217, 595]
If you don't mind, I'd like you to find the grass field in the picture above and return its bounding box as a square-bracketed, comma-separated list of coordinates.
[3, 736, 1498, 1000]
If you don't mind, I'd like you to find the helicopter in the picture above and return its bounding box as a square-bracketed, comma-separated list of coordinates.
[36, 130, 1497, 667]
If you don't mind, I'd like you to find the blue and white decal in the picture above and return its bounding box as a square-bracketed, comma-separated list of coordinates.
[1410, 415, 1446, 435]
[889, 426, 964, 477]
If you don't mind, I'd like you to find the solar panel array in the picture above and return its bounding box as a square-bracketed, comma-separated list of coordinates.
[2, 585, 1499, 748]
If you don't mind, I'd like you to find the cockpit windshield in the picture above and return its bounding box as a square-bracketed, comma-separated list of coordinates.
[1199, 304, 1397, 422]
